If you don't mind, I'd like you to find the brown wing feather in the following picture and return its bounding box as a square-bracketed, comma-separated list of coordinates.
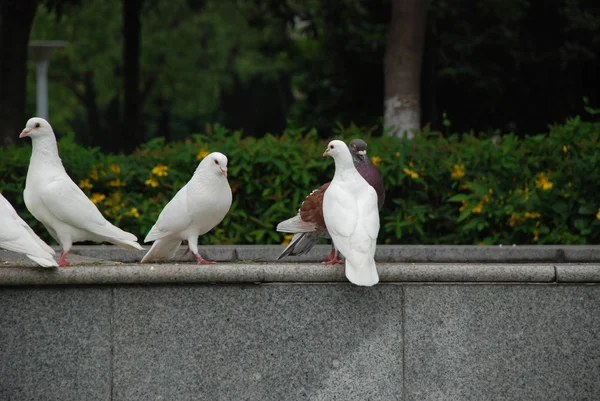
[299, 182, 330, 232]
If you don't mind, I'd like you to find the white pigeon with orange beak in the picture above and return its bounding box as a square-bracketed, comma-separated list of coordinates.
[141, 152, 232, 264]
[322, 140, 380, 286]
[19, 117, 143, 266]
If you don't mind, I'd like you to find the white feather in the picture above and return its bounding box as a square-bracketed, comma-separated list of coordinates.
[323, 140, 379, 286]
[0, 193, 58, 267]
[21, 117, 143, 262]
[141, 152, 232, 263]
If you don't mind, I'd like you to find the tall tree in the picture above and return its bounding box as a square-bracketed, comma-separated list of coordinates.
[0, 0, 39, 146]
[122, 0, 142, 152]
[384, 0, 429, 138]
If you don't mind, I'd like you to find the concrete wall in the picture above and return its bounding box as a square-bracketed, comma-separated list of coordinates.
[1, 282, 599, 401]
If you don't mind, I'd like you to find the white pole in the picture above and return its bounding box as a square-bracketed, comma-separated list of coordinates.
[35, 59, 49, 120]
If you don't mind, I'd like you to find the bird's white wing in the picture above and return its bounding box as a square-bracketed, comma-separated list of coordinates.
[324, 183, 379, 263]
[39, 175, 126, 238]
[144, 185, 193, 242]
[0, 195, 55, 257]
[356, 186, 380, 241]
[323, 182, 358, 257]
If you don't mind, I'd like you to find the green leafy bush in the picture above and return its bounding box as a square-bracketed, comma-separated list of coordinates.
[2, 118, 600, 246]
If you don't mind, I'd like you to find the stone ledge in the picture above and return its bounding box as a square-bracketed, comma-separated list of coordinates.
[64, 244, 600, 263]
[1, 262, 598, 286]
[4, 245, 600, 264]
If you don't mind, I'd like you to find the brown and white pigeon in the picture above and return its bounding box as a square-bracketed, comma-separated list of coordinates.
[322, 139, 379, 286]
[20, 117, 143, 266]
[0, 193, 58, 267]
[141, 152, 232, 264]
[276, 139, 384, 263]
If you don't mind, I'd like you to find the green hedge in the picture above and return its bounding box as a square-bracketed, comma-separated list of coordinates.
[2, 117, 600, 246]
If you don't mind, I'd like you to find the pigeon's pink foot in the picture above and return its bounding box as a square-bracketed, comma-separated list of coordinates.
[58, 252, 72, 267]
[322, 249, 344, 265]
[183, 247, 190, 256]
[193, 253, 216, 264]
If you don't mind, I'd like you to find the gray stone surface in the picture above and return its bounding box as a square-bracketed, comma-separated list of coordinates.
[1, 282, 599, 400]
[112, 285, 403, 401]
[0, 287, 112, 401]
[0, 262, 567, 286]
[381, 263, 555, 282]
[5, 244, 599, 264]
[556, 264, 600, 282]
[403, 285, 600, 401]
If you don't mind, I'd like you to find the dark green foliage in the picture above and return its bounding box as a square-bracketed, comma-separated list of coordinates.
[2, 115, 600, 246]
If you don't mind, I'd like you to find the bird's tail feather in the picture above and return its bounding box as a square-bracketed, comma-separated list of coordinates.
[277, 232, 320, 260]
[27, 254, 58, 268]
[345, 258, 378, 287]
[141, 238, 182, 263]
[94, 223, 143, 251]
[276, 215, 316, 233]
[110, 238, 144, 251]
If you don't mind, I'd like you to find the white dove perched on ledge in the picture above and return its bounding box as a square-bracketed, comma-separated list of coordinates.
[20, 117, 143, 266]
[141, 152, 232, 264]
[322, 140, 380, 286]
[0, 193, 58, 268]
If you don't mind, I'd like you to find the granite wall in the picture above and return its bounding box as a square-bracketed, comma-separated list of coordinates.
[1, 283, 599, 401]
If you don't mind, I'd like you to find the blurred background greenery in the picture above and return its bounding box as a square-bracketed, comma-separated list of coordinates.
[1, 0, 599, 246]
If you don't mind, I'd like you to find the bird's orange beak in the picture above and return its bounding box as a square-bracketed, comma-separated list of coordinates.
[19, 128, 31, 138]
[220, 167, 228, 177]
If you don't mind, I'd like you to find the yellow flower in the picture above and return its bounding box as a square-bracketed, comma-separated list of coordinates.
[90, 168, 99, 181]
[281, 234, 294, 246]
[403, 168, 419, 179]
[459, 200, 469, 212]
[596, 208, 600, 220]
[395, 152, 400, 157]
[196, 148, 210, 161]
[79, 179, 93, 190]
[124, 207, 140, 219]
[108, 178, 126, 188]
[563, 145, 568, 153]
[471, 202, 483, 214]
[509, 214, 517, 227]
[371, 156, 382, 167]
[109, 163, 121, 174]
[90, 193, 106, 205]
[533, 229, 539, 242]
[524, 212, 541, 219]
[151, 164, 169, 177]
[535, 173, 553, 191]
[450, 164, 465, 179]
[145, 178, 159, 188]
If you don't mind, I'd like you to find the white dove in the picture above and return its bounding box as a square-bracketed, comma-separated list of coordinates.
[322, 140, 380, 286]
[141, 152, 232, 264]
[0, 193, 58, 267]
[20, 117, 143, 266]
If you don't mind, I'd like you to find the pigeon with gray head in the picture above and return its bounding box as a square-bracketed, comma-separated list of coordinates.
[276, 138, 384, 263]
[20, 117, 143, 266]
[141, 152, 232, 264]
[0, 193, 58, 267]
[322, 139, 379, 286]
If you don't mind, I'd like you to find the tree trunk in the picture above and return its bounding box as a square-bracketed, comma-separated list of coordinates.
[122, 0, 142, 152]
[384, 0, 429, 138]
[0, 0, 38, 146]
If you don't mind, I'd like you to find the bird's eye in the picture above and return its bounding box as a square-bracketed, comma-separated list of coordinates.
[34, 122, 40, 129]
[214, 160, 219, 165]
[330, 145, 334, 149]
